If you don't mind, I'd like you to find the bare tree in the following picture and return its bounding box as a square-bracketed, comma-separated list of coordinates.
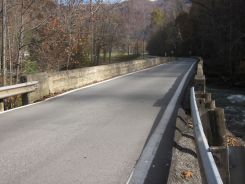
[1, 0, 7, 85]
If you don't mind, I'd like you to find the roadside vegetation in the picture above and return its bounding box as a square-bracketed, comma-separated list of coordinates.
[1, 0, 244, 87]
[0, 0, 157, 86]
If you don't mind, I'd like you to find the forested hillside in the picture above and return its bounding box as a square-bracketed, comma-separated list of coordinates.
[147, 0, 245, 85]
[1, 0, 244, 86]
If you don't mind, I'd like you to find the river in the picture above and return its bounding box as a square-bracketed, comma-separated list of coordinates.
[207, 84, 245, 141]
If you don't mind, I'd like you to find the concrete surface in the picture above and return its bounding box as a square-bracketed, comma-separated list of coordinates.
[0, 59, 194, 184]
[168, 108, 202, 184]
[21, 72, 49, 102]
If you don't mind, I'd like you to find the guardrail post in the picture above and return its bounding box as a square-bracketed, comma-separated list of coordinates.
[190, 87, 223, 184]
[194, 75, 206, 93]
[196, 98, 206, 113]
[194, 61, 206, 94]
[22, 93, 29, 106]
[208, 108, 226, 146]
[192, 58, 231, 184]
[202, 87, 229, 184]
[0, 99, 4, 112]
[0, 81, 38, 111]
[199, 59, 204, 68]
[205, 93, 212, 102]
[206, 100, 216, 109]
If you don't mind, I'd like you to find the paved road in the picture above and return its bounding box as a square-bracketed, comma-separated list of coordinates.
[0, 59, 194, 184]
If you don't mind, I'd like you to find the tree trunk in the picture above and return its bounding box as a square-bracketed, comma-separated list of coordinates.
[90, 0, 94, 64]
[103, 48, 106, 63]
[127, 43, 130, 56]
[16, 0, 24, 84]
[96, 46, 100, 65]
[1, 0, 7, 86]
[109, 47, 112, 64]
[66, 32, 72, 70]
[136, 41, 139, 55]
[7, 25, 13, 85]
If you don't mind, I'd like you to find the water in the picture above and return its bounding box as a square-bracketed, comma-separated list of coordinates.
[207, 85, 245, 141]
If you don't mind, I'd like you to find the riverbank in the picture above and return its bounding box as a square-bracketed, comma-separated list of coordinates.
[207, 80, 245, 141]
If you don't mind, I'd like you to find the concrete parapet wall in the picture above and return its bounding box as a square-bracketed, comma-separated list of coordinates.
[22, 57, 168, 102]
[21, 73, 49, 102]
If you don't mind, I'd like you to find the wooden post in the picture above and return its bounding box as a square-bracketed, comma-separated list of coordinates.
[197, 63, 204, 75]
[196, 97, 206, 113]
[194, 75, 206, 93]
[214, 108, 226, 139]
[206, 100, 216, 109]
[205, 93, 212, 103]
[208, 108, 226, 146]
[198, 58, 204, 67]
[194, 60, 206, 93]
[194, 59, 230, 183]
[200, 111, 213, 144]
[1, 0, 7, 85]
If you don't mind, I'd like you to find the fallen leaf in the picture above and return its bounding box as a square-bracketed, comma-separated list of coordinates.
[187, 122, 193, 128]
[181, 171, 193, 179]
[225, 135, 241, 146]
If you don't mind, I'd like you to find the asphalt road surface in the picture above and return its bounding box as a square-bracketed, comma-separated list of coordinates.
[0, 59, 194, 184]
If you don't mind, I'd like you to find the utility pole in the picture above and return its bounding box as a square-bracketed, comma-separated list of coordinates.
[1, 0, 7, 86]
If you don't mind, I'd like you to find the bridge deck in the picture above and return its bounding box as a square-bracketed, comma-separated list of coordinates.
[0, 60, 194, 184]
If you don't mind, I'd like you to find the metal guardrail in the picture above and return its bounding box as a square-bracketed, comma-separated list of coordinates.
[190, 87, 223, 184]
[0, 81, 38, 99]
[0, 81, 38, 112]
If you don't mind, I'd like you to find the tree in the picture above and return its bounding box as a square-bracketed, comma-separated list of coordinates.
[147, 0, 245, 84]
[1, 0, 6, 85]
[0, 0, 53, 84]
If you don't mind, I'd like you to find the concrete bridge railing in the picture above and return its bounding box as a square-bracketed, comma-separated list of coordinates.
[21, 57, 169, 103]
[0, 57, 171, 112]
